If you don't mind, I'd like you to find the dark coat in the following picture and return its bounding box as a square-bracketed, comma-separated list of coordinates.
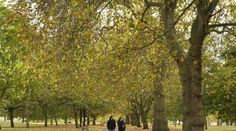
[117, 120, 126, 131]
[107, 119, 116, 129]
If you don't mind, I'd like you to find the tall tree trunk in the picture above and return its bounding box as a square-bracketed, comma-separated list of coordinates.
[50, 117, 53, 125]
[22, 117, 25, 123]
[161, 0, 216, 131]
[130, 112, 141, 127]
[42, 105, 48, 127]
[4, 115, 6, 122]
[54, 116, 58, 126]
[74, 107, 79, 128]
[125, 114, 130, 125]
[87, 116, 90, 126]
[92, 116, 96, 125]
[174, 119, 177, 127]
[226, 120, 229, 126]
[204, 113, 207, 130]
[136, 114, 141, 127]
[79, 109, 83, 127]
[25, 86, 31, 128]
[179, 58, 193, 131]
[8, 108, 14, 128]
[83, 109, 86, 126]
[130, 113, 137, 126]
[152, 62, 169, 131]
[141, 111, 149, 129]
[64, 115, 68, 125]
[44, 114, 48, 127]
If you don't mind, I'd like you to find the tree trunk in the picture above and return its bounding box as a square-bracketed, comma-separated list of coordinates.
[25, 86, 31, 128]
[4, 115, 6, 122]
[8, 108, 14, 128]
[44, 113, 48, 127]
[152, 64, 169, 131]
[74, 107, 79, 128]
[50, 117, 53, 125]
[130, 113, 137, 126]
[83, 109, 86, 127]
[79, 109, 83, 127]
[204, 114, 207, 130]
[226, 120, 229, 126]
[125, 114, 130, 125]
[141, 112, 149, 129]
[161, 0, 211, 130]
[92, 116, 96, 125]
[131, 113, 140, 127]
[64, 115, 68, 125]
[87, 116, 90, 126]
[54, 116, 58, 126]
[136, 114, 141, 127]
[22, 117, 25, 123]
[42, 105, 48, 127]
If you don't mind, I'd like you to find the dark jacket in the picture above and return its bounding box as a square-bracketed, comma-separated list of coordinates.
[107, 119, 116, 129]
[117, 120, 126, 131]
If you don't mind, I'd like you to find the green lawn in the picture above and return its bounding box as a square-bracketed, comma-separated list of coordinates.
[0, 122, 235, 131]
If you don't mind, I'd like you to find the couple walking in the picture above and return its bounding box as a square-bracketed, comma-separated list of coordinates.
[107, 115, 126, 131]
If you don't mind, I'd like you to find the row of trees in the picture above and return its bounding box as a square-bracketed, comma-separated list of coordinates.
[0, 0, 235, 131]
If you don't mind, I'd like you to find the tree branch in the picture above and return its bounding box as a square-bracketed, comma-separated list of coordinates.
[141, 0, 162, 23]
[174, 0, 195, 25]
[209, 23, 236, 28]
[145, 0, 162, 7]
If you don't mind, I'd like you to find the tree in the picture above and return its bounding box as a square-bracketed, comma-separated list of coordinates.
[139, 0, 236, 130]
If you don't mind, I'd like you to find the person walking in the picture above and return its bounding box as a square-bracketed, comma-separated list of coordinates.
[117, 117, 126, 131]
[107, 115, 116, 131]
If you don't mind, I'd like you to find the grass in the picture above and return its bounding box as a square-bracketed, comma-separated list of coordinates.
[0, 121, 235, 131]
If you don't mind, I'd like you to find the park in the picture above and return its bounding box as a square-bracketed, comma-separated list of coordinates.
[0, 0, 235, 131]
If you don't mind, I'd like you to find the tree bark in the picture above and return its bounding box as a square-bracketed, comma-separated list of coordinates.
[204, 113, 207, 130]
[125, 114, 130, 125]
[152, 62, 169, 131]
[25, 86, 31, 128]
[54, 116, 58, 126]
[130, 113, 137, 126]
[64, 115, 68, 125]
[161, 0, 217, 131]
[92, 116, 96, 125]
[130, 113, 141, 127]
[83, 109, 86, 126]
[87, 116, 90, 126]
[141, 112, 149, 129]
[50, 117, 53, 125]
[136, 114, 141, 127]
[79, 109, 83, 127]
[8, 108, 14, 128]
[74, 106, 79, 128]
[42, 105, 48, 127]
[22, 117, 25, 123]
